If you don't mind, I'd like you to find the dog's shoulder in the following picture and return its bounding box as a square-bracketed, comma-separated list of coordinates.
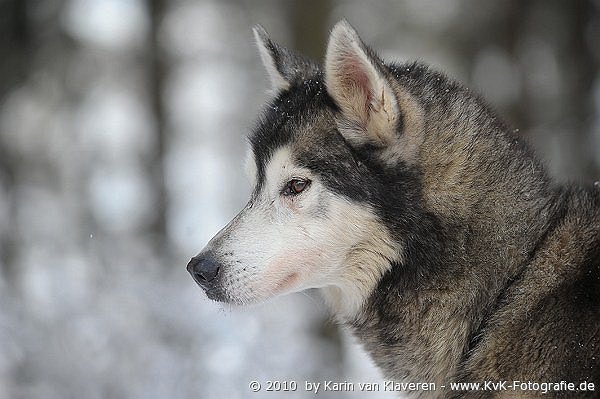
[462, 186, 600, 385]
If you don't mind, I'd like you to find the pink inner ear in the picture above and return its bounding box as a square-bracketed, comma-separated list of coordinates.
[341, 54, 373, 112]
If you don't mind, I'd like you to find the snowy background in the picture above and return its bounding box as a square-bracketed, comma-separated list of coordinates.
[0, 0, 599, 398]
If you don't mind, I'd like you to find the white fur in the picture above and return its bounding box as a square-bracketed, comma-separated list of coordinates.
[207, 146, 402, 320]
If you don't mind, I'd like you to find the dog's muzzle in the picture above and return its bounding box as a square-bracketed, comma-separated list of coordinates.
[187, 254, 220, 290]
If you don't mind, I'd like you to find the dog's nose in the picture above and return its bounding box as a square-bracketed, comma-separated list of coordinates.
[187, 255, 220, 288]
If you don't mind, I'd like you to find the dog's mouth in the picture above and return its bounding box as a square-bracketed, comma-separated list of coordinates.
[196, 271, 302, 305]
[203, 285, 230, 303]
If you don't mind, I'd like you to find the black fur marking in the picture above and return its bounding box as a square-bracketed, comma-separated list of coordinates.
[249, 76, 335, 192]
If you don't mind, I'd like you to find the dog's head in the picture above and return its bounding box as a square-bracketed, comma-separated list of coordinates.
[187, 21, 428, 319]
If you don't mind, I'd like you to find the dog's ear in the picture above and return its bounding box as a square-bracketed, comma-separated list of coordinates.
[253, 25, 319, 92]
[325, 21, 404, 148]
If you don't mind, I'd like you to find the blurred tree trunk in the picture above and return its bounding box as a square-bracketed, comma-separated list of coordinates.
[0, 0, 30, 97]
[0, 0, 31, 277]
[147, 0, 168, 252]
[568, 0, 598, 180]
[291, 0, 331, 61]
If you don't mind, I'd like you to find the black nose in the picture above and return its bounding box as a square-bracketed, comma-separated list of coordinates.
[187, 255, 220, 289]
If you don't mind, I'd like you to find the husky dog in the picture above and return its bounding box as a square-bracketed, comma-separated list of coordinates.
[187, 21, 600, 398]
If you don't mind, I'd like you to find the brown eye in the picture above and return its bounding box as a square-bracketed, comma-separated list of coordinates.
[282, 178, 311, 196]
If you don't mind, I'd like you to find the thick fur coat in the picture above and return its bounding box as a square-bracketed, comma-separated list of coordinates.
[188, 21, 600, 398]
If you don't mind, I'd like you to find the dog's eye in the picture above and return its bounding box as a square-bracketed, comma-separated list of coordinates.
[282, 178, 311, 196]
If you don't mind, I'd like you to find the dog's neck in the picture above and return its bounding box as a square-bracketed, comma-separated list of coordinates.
[342, 97, 559, 386]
